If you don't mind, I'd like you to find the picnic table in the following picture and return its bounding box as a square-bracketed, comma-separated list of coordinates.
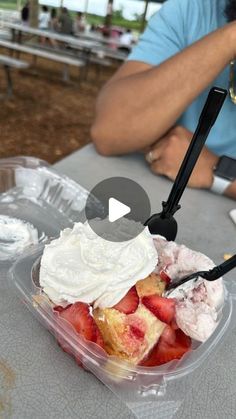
[0, 22, 105, 81]
[1, 145, 235, 418]
[75, 29, 132, 49]
[2, 22, 129, 62]
[3, 21, 101, 51]
[0, 21, 127, 80]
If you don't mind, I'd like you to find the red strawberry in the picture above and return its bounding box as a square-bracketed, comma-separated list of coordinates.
[160, 325, 176, 345]
[113, 286, 139, 314]
[159, 270, 171, 284]
[54, 305, 67, 313]
[57, 335, 73, 355]
[155, 345, 189, 366]
[56, 302, 96, 341]
[54, 303, 103, 368]
[93, 326, 105, 348]
[54, 302, 105, 349]
[56, 334, 84, 367]
[142, 295, 176, 324]
[140, 327, 191, 367]
[175, 328, 192, 348]
[170, 318, 179, 330]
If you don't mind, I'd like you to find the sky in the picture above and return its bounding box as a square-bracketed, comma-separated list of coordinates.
[39, 0, 162, 20]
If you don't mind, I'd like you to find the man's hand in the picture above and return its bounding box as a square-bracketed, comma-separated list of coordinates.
[145, 126, 219, 189]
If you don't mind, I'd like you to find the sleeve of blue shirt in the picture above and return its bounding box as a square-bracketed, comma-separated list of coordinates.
[128, 0, 191, 66]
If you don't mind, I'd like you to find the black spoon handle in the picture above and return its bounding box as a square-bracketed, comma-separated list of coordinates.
[203, 254, 236, 281]
[162, 87, 227, 216]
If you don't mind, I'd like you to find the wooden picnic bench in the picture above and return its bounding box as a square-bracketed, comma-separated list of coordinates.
[0, 53, 29, 97]
[0, 39, 86, 81]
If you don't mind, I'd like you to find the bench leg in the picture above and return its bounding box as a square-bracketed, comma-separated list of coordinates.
[4, 65, 13, 98]
[32, 55, 38, 67]
[62, 64, 70, 82]
[16, 50, 21, 60]
[83, 51, 92, 81]
[96, 63, 102, 80]
[79, 63, 88, 82]
[11, 28, 15, 42]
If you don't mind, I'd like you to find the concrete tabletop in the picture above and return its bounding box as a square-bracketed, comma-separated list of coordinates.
[1, 145, 236, 419]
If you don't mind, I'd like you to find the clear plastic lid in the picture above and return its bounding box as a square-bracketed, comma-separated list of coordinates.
[0, 156, 103, 265]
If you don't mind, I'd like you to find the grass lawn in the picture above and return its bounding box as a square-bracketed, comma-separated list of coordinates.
[0, 1, 18, 10]
[87, 14, 142, 31]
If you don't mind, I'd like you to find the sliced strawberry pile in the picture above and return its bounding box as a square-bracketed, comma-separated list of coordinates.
[112, 286, 139, 314]
[142, 295, 176, 324]
[140, 326, 191, 367]
[54, 302, 104, 348]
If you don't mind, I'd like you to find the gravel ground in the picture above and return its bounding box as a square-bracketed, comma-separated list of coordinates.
[0, 50, 118, 164]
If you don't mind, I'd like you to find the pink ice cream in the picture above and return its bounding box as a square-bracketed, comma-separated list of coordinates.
[154, 236, 225, 342]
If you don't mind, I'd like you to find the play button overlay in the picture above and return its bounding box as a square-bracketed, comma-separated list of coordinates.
[85, 177, 151, 242]
[108, 198, 131, 222]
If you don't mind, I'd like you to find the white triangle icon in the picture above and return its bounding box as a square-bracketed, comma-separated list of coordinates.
[108, 198, 131, 223]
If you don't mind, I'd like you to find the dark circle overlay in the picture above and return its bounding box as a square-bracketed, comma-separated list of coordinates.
[85, 177, 151, 242]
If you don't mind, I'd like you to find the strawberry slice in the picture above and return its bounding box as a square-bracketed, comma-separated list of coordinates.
[175, 328, 191, 348]
[170, 318, 179, 330]
[159, 270, 171, 285]
[54, 302, 105, 368]
[160, 325, 176, 345]
[55, 302, 96, 341]
[142, 345, 190, 367]
[93, 326, 105, 348]
[113, 286, 139, 314]
[142, 295, 176, 324]
[140, 327, 191, 367]
[54, 302, 105, 349]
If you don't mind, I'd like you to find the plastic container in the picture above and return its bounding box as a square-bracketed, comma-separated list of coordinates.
[9, 243, 233, 409]
[0, 156, 103, 265]
[4, 156, 235, 417]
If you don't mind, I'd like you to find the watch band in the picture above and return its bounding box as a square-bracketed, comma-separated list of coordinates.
[211, 175, 231, 194]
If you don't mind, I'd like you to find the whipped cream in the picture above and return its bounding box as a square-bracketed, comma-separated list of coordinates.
[39, 221, 158, 308]
[0, 215, 38, 260]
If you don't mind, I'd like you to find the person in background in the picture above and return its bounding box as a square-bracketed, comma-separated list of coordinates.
[50, 8, 59, 32]
[90, 24, 96, 32]
[39, 6, 56, 46]
[118, 29, 133, 53]
[38, 5, 50, 30]
[21, 1, 29, 26]
[91, 0, 236, 200]
[58, 7, 73, 35]
[73, 12, 86, 35]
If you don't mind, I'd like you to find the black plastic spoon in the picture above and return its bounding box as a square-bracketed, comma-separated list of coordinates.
[145, 87, 227, 240]
[165, 253, 236, 293]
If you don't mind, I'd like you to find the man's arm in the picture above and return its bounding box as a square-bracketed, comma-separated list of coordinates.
[91, 22, 236, 156]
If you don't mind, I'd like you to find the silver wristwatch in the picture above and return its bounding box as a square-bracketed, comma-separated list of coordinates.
[211, 155, 236, 194]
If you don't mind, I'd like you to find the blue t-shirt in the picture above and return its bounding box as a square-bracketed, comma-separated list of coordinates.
[128, 0, 236, 157]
